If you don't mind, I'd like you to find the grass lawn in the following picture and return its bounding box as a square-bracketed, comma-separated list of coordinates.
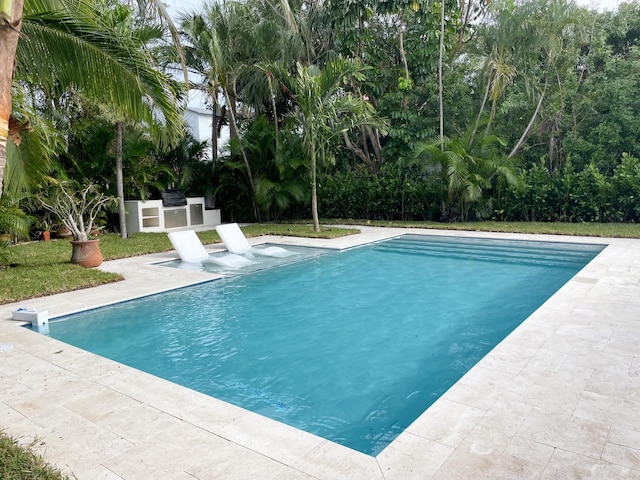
[1, 220, 639, 304]
[330, 219, 640, 237]
[0, 224, 358, 304]
[0, 431, 69, 480]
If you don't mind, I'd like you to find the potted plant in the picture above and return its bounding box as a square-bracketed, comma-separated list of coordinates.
[55, 224, 73, 239]
[38, 182, 116, 267]
[36, 214, 54, 241]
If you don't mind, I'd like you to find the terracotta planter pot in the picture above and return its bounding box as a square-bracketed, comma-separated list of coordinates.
[56, 226, 73, 238]
[41, 231, 51, 241]
[71, 239, 103, 268]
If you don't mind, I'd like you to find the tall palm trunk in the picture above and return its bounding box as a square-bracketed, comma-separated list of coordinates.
[210, 91, 218, 162]
[227, 91, 239, 141]
[0, 0, 25, 196]
[508, 86, 546, 159]
[457, 0, 474, 47]
[469, 69, 492, 148]
[211, 108, 218, 162]
[438, 0, 445, 150]
[115, 121, 127, 238]
[267, 74, 279, 152]
[310, 141, 320, 232]
[223, 88, 259, 220]
[398, 12, 410, 111]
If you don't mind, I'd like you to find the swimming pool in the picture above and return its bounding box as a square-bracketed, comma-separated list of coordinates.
[46, 235, 605, 456]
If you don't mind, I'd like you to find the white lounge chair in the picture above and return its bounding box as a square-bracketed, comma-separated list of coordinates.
[215, 223, 298, 258]
[168, 230, 256, 268]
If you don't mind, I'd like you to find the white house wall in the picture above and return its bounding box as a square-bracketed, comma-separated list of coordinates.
[184, 107, 230, 159]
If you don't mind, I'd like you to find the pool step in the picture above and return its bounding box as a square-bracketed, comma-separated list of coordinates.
[374, 236, 602, 268]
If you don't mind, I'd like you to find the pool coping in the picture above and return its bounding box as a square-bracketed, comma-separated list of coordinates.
[1, 226, 639, 479]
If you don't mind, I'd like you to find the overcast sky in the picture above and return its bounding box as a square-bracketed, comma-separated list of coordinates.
[165, 0, 202, 19]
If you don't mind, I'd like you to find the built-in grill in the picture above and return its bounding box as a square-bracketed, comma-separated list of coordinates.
[161, 189, 187, 207]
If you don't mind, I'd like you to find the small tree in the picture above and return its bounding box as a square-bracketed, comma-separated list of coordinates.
[38, 182, 116, 242]
[280, 59, 388, 232]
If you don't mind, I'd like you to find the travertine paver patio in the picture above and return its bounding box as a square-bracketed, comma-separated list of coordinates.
[1, 226, 639, 479]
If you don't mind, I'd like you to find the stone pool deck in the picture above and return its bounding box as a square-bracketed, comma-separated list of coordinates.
[0, 226, 639, 479]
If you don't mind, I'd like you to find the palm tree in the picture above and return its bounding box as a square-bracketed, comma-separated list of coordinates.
[280, 59, 388, 231]
[471, 0, 575, 160]
[506, 0, 578, 163]
[95, 3, 184, 237]
[245, 0, 317, 144]
[0, 0, 25, 194]
[0, 0, 184, 198]
[179, 10, 223, 163]
[240, 115, 308, 220]
[180, 0, 315, 219]
[412, 130, 520, 221]
[181, 1, 263, 144]
[471, 0, 539, 139]
[181, 1, 261, 218]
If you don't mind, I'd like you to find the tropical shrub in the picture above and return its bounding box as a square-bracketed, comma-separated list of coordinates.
[503, 161, 632, 223]
[611, 153, 640, 222]
[0, 194, 32, 266]
[151, 131, 211, 196]
[319, 163, 441, 221]
[565, 163, 615, 222]
[502, 163, 558, 221]
[214, 116, 309, 222]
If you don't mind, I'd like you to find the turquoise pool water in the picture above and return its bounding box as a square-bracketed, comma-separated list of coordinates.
[47, 235, 605, 456]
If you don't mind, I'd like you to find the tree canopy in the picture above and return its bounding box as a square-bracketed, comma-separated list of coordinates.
[3, 0, 640, 236]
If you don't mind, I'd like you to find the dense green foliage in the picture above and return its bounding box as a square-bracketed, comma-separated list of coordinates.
[5, 0, 640, 233]
[199, 0, 640, 224]
[503, 155, 640, 222]
[320, 153, 640, 223]
[319, 163, 442, 221]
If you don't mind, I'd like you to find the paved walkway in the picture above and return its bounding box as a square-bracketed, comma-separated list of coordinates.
[1, 227, 639, 479]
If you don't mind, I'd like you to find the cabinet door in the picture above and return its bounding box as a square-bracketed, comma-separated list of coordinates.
[164, 208, 187, 228]
[190, 204, 204, 225]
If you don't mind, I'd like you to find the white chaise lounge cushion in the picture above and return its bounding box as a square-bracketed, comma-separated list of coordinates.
[167, 230, 255, 267]
[215, 223, 298, 258]
[208, 254, 256, 268]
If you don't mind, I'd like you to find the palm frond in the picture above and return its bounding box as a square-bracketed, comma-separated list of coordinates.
[18, 0, 185, 144]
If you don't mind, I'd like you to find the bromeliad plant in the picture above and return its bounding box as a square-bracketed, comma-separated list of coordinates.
[37, 182, 116, 241]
